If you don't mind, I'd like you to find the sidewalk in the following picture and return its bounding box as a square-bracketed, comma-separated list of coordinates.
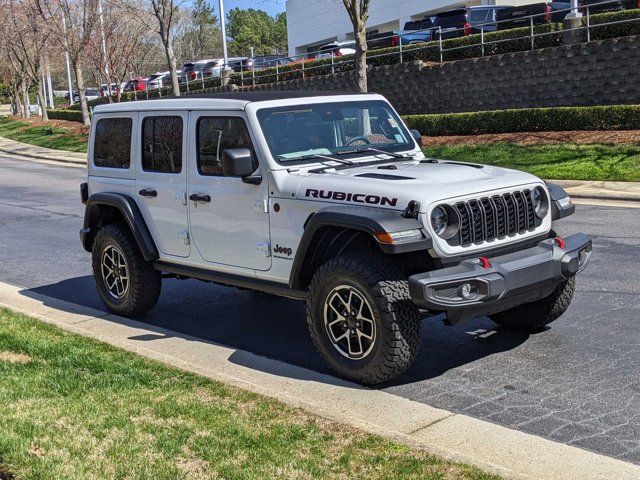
[0, 135, 639, 203]
[0, 136, 86, 165]
[553, 179, 640, 203]
[1, 281, 639, 480]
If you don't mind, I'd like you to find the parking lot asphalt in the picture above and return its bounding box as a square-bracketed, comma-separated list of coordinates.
[1, 153, 639, 464]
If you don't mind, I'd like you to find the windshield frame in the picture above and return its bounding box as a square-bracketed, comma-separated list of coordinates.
[255, 100, 418, 167]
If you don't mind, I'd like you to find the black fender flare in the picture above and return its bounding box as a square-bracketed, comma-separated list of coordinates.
[546, 182, 576, 220]
[288, 205, 432, 289]
[80, 192, 159, 261]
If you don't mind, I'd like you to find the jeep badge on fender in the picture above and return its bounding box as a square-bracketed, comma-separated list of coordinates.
[80, 91, 591, 385]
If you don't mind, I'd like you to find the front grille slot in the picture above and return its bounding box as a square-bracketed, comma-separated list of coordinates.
[449, 189, 538, 247]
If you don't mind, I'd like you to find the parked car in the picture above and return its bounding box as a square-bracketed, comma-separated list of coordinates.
[316, 41, 357, 59]
[465, 5, 512, 33]
[496, 2, 571, 30]
[100, 83, 121, 97]
[227, 57, 252, 72]
[81, 91, 590, 386]
[580, 0, 640, 14]
[251, 55, 290, 70]
[179, 60, 217, 83]
[65, 89, 100, 103]
[146, 71, 171, 90]
[122, 78, 147, 92]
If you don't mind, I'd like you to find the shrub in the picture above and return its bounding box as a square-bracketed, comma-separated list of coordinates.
[403, 104, 640, 136]
[47, 109, 85, 122]
[585, 8, 640, 41]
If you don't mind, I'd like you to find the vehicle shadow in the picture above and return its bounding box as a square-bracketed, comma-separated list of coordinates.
[23, 275, 529, 387]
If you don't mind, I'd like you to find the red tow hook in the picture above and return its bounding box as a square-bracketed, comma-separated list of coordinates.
[478, 257, 491, 269]
[554, 237, 566, 249]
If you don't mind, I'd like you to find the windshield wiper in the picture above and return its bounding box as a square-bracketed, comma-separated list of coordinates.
[280, 153, 354, 165]
[335, 146, 414, 159]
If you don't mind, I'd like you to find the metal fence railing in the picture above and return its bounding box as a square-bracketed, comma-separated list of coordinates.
[91, 0, 639, 103]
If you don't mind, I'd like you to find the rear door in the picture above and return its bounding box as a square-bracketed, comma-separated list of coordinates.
[136, 112, 190, 258]
[187, 111, 271, 271]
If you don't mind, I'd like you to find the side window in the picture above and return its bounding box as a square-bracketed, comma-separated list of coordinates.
[142, 116, 183, 173]
[197, 117, 254, 176]
[93, 117, 132, 169]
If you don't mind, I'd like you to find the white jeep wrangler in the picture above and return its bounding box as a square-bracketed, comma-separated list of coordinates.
[80, 92, 591, 385]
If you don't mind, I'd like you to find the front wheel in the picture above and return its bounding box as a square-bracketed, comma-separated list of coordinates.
[92, 223, 161, 317]
[491, 277, 576, 332]
[306, 254, 421, 385]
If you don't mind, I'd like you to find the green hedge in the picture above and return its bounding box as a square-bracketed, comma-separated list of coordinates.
[403, 104, 640, 136]
[585, 8, 640, 40]
[47, 109, 85, 122]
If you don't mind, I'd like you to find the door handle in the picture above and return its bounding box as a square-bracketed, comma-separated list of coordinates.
[139, 188, 157, 198]
[189, 193, 211, 203]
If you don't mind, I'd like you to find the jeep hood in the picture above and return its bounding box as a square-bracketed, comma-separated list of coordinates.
[292, 160, 544, 211]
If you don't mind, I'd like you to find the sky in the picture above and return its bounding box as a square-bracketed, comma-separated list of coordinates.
[213, 0, 286, 17]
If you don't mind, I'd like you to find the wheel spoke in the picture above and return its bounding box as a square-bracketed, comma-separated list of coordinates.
[328, 301, 345, 320]
[357, 329, 373, 341]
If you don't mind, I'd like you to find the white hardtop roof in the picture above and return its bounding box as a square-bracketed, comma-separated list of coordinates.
[93, 92, 384, 114]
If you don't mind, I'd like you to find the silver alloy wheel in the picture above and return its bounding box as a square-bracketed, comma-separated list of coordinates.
[101, 245, 129, 300]
[323, 285, 377, 360]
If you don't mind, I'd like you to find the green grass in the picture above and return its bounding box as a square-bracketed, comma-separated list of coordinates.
[0, 117, 87, 153]
[0, 308, 498, 480]
[423, 143, 640, 182]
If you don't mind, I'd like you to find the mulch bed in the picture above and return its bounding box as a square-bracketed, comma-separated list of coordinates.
[422, 130, 640, 146]
[10, 115, 89, 136]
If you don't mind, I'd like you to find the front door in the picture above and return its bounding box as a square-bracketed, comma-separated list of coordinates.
[136, 112, 190, 258]
[187, 112, 271, 271]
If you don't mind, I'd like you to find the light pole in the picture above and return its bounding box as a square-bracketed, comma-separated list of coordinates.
[218, 0, 228, 69]
[567, 0, 582, 19]
[62, 16, 74, 105]
[97, 0, 110, 81]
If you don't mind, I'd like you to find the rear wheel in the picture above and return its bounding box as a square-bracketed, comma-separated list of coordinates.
[92, 223, 161, 317]
[306, 254, 421, 385]
[492, 277, 576, 332]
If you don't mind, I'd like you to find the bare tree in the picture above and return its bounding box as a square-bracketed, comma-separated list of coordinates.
[341, 0, 371, 92]
[86, 0, 158, 102]
[6, 0, 50, 120]
[148, 0, 183, 96]
[38, 0, 99, 126]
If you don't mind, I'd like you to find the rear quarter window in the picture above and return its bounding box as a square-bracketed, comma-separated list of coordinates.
[93, 117, 132, 169]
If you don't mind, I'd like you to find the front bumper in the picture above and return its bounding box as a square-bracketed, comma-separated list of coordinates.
[408, 233, 592, 324]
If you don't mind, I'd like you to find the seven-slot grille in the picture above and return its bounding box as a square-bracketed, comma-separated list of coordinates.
[449, 189, 538, 247]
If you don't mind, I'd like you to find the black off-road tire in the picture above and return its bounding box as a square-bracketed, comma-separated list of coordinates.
[92, 223, 161, 317]
[492, 277, 576, 332]
[306, 253, 421, 385]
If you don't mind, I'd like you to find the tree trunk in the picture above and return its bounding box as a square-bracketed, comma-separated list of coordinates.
[354, 22, 368, 93]
[36, 80, 49, 121]
[12, 86, 23, 117]
[73, 62, 91, 127]
[21, 78, 30, 118]
[165, 40, 181, 97]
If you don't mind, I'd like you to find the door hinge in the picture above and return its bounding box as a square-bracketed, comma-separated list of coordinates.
[178, 231, 190, 245]
[256, 242, 271, 257]
[254, 198, 269, 213]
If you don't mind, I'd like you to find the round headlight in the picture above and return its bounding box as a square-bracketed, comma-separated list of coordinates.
[533, 187, 546, 218]
[431, 206, 448, 235]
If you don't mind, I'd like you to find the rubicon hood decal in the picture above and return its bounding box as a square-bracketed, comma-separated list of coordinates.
[305, 188, 398, 207]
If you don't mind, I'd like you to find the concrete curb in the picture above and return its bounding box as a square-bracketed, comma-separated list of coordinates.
[0, 281, 638, 480]
[552, 180, 640, 203]
[0, 137, 86, 165]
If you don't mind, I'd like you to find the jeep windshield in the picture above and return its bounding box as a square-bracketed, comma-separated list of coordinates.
[256, 100, 414, 164]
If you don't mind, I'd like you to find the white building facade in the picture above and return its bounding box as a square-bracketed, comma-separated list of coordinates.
[286, 0, 540, 55]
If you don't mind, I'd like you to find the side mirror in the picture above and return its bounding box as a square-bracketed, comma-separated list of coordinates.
[221, 148, 261, 185]
[410, 129, 423, 148]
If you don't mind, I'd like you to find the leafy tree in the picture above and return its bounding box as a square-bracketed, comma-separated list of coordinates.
[227, 8, 287, 57]
[176, 0, 222, 61]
